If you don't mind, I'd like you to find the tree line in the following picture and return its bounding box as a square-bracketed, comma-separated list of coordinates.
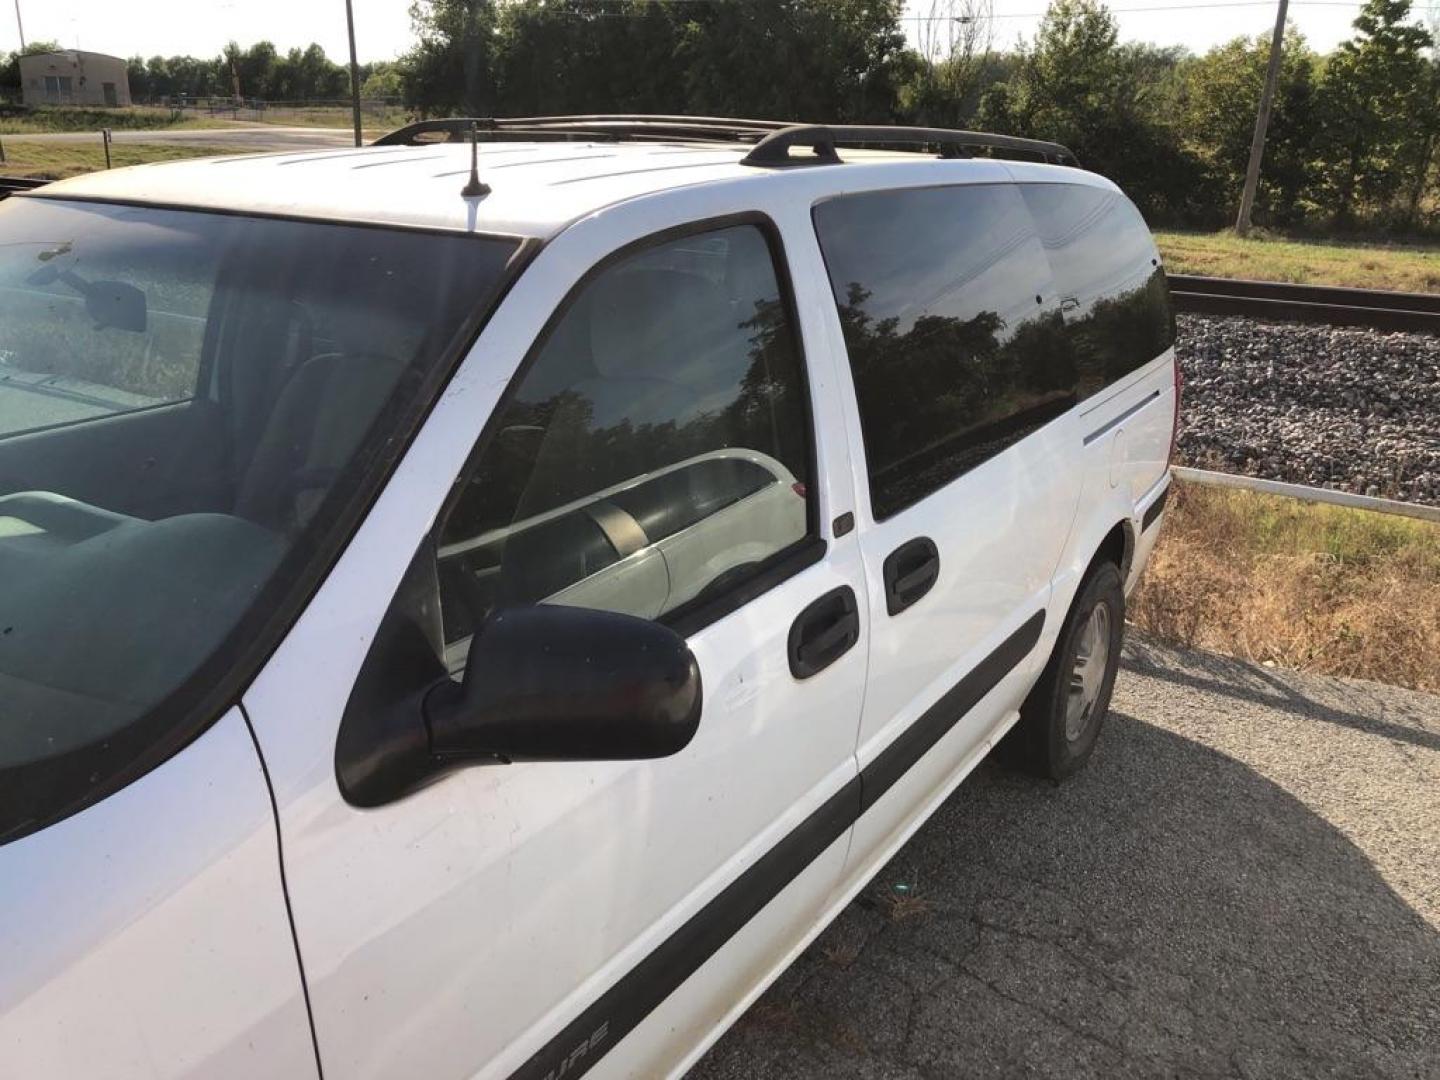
[0, 40, 400, 106]
[3, 0, 1436, 234]
[397, 0, 1440, 235]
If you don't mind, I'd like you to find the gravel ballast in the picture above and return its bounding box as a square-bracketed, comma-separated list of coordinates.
[1175, 314, 1440, 506]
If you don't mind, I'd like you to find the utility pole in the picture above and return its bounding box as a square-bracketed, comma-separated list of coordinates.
[1235, 0, 1289, 236]
[345, 0, 363, 148]
[14, 0, 25, 50]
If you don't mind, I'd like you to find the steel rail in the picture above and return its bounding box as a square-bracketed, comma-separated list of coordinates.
[1168, 273, 1440, 334]
[1171, 466, 1440, 525]
[1169, 274, 1440, 312]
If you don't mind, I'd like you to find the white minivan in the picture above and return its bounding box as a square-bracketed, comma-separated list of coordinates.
[0, 117, 1177, 1079]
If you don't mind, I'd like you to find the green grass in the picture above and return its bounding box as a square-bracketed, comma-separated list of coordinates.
[0, 140, 251, 179]
[1156, 230, 1440, 293]
[0, 105, 236, 134]
[0, 103, 406, 135]
[1229, 489, 1440, 571]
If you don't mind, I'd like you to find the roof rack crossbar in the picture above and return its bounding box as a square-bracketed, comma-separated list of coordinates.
[738, 125, 1078, 168]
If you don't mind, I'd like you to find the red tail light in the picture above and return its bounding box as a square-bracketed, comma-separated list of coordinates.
[1168, 358, 1183, 466]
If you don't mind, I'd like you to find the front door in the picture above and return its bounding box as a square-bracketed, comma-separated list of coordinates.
[245, 206, 869, 1079]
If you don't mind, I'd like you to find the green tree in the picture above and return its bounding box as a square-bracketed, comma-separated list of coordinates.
[1401, 9, 1440, 224]
[1315, 0, 1434, 224]
[1181, 29, 1320, 225]
[362, 63, 405, 101]
[231, 40, 280, 100]
[901, 0, 994, 127]
[126, 56, 154, 100]
[978, 1, 1197, 221]
[399, 0, 909, 122]
[402, 0, 499, 115]
[678, 0, 911, 121]
[492, 0, 685, 116]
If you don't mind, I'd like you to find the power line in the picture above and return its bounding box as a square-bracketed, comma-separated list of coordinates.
[903, 0, 1364, 18]
[495, 0, 1376, 24]
[497, 0, 1369, 17]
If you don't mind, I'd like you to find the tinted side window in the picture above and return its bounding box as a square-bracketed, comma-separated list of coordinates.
[1020, 183, 1175, 399]
[814, 185, 1076, 520]
[437, 223, 812, 643]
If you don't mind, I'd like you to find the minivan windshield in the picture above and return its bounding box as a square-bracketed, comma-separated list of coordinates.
[0, 196, 516, 842]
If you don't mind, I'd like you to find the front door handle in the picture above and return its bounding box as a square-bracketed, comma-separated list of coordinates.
[883, 537, 940, 616]
[788, 585, 859, 679]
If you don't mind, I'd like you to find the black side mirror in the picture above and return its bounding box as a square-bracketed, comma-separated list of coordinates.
[337, 602, 702, 807]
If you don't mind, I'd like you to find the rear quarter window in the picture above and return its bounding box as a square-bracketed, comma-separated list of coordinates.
[1020, 183, 1175, 398]
[813, 183, 1076, 520]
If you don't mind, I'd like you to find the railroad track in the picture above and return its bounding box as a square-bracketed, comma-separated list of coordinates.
[1168, 273, 1440, 335]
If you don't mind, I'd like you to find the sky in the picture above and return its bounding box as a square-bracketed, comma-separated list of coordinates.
[2, 0, 1435, 66]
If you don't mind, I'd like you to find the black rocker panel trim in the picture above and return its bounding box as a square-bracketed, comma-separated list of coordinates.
[859, 611, 1045, 813]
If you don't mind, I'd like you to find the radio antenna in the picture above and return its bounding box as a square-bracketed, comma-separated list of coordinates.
[461, 121, 490, 198]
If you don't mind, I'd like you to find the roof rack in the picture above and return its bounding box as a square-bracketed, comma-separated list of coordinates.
[372, 115, 1079, 168]
[739, 125, 1077, 168]
[373, 114, 791, 147]
[0, 176, 49, 199]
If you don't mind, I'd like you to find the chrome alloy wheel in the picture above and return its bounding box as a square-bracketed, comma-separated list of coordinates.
[1065, 601, 1111, 741]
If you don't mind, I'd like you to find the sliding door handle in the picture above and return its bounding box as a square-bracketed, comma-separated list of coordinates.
[883, 537, 940, 616]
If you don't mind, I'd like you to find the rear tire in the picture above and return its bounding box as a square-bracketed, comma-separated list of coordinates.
[1005, 561, 1124, 781]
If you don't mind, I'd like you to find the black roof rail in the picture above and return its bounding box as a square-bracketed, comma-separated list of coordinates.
[373, 118, 565, 146]
[738, 125, 1079, 168]
[372, 116, 1080, 168]
[0, 176, 49, 199]
[374, 114, 792, 147]
[504, 113, 791, 131]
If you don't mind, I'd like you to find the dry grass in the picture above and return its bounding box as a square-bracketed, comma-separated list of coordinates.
[876, 889, 935, 923]
[1130, 482, 1440, 692]
[241, 105, 410, 130]
[1155, 230, 1440, 293]
[0, 141, 249, 179]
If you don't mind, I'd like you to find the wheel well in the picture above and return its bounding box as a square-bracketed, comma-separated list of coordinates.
[1091, 521, 1133, 582]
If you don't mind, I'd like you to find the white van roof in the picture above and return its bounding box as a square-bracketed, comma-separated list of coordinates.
[26, 139, 1113, 239]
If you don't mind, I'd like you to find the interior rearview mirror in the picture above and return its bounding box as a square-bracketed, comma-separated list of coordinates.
[337, 603, 702, 807]
[84, 280, 149, 333]
[25, 262, 149, 333]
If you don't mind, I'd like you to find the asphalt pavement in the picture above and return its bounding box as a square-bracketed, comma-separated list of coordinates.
[691, 633, 1440, 1079]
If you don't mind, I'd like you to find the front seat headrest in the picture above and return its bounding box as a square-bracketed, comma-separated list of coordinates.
[587, 268, 735, 381]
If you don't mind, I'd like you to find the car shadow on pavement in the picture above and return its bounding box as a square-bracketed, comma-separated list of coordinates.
[689, 710, 1440, 1080]
[1122, 636, 1440, 753]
